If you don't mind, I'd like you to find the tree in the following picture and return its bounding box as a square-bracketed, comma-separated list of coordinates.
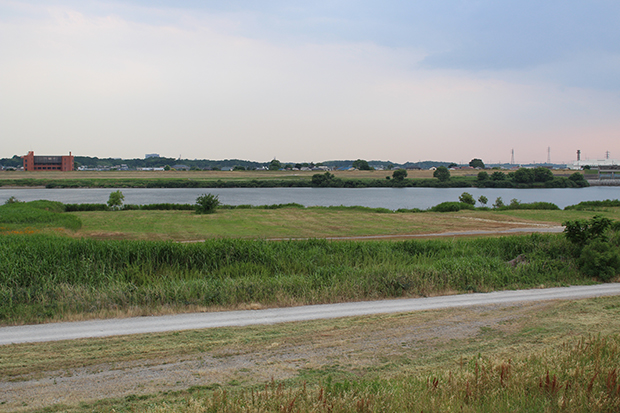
[493, 197, 504, 208]
[569, 172, 588, 187]
[352, 159, 372, 170]
[392, 169, 408, 181]
[478, 195, 488, 207]
[433, 166, 450, 182]
[490, 171, 506, 181]
[533, 167, 554, 183]
[469, 158, 485, 169]
[268, 159, 282, 171]
[477, 171, 489, 181]
[459, 192, 476, 206]
[164, 165, 171, 171]
[107, 190, 124, 210]
[195, 193, 220, 214]
[513, 168, 534, 184]
[233, 165, 246, 171]
[448, 162, 458, 169]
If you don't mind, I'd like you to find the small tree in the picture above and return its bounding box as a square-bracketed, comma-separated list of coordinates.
[352, 159, 372, 170]
[478, 195, 488, 207]
[433, 166, 450, 182]
[493, 197, 504, 208]
[164, 165, 171, 171]
[477, 171, 489, 181]
[459, 192, 476, 206]
[268, 159, 282, 171]
[107, 190, 124, 210]
[490, 171, 506, 181]
[392, 169, 408, 181]
[4, 196, 21, 205]
[469, 158, 485, 169]
[195, 193, 220, 214]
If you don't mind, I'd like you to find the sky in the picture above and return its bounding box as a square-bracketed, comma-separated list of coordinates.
[1, 0, 619, 164]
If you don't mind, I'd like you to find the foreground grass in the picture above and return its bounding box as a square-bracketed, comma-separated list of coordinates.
[0, 231, 601, 325]
[3, 296, 620, 412]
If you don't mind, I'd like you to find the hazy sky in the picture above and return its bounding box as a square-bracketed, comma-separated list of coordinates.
[1, 1, 619, 164]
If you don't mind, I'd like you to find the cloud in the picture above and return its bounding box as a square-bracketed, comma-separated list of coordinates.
[0, 1, 619, 163]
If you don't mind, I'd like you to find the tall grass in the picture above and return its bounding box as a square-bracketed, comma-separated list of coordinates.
[0, 233, 590, 324]
[146, 334, 620, 412]
[0, 200, 81, 231]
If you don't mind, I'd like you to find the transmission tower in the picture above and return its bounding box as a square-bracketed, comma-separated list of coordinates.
[511, 149, 515, 165]
[606, 151, 610, 159]
[547, 147, 551, 164]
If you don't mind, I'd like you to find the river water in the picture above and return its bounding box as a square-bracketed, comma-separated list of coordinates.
[1, 187, 619, 210]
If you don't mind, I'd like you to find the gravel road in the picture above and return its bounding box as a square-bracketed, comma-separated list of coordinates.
[2, 283, 619, 346]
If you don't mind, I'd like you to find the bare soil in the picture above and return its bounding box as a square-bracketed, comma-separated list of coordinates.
[0, 301, 549, 412]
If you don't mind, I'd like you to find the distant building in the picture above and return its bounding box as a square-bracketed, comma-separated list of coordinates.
[145, 153, 160, 159]
[22, 151, 74, 171]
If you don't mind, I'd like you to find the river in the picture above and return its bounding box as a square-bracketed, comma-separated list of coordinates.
[1, 187, 618, 210]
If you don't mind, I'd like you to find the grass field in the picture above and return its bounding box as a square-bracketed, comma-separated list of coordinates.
[67, 205, 617, 241]
[2, 295, 619, 412]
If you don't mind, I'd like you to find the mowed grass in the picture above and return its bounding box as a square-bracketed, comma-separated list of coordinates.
[2, 296, 620, 412]
[70, 207, 620, 241]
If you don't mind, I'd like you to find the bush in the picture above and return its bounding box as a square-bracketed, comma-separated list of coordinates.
[563, 215, 613, 246]
[107, 190, 124, 210]
[195, 193, 220, 214]
[429, 202, 475, 212]
[433, 166, 450, 182]
[579, 240, 620, 281]
[458, 192, 476, 206]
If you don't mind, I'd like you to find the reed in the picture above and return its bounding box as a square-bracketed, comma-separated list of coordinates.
[0, 232, 590, 324]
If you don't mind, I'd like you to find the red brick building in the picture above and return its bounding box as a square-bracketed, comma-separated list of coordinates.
[22, 151, 74, 171]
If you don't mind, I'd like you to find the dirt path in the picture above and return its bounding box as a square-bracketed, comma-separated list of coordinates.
[0, 301, 549, 412]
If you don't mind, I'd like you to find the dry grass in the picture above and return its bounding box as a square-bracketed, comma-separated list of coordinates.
[1, 296, 619, 411]
[72, 208, 559, 242]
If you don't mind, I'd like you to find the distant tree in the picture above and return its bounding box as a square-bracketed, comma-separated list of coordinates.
[195, 193, 220, 214]
[269, 159, 282, 171]
[392, 169, 408, 181]
[469, 158, 485, 169]
[312, 172, 337, 187]
[490, 171, 506, 181]
[493, 197, 504, 209]
[433, 166, 450, 182]
[386, 163, 394, 170]
[533, 167, 554, 183]
[352, 159, 372, 170]
[569, 172, 588, 186]
[233, 165, 246, 171]
[294, 163, 302, 169]
[448, 162, 458, 169]
[477, 171, 489, 181]
[107, 190, 124, 210]
[514, 168, 534, 184]
[164, 165, 171, 171]
[478, 195, 488, 207]
[459, 192, 476, 206]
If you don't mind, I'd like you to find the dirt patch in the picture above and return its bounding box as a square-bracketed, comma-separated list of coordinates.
[0, 301, 550, 412]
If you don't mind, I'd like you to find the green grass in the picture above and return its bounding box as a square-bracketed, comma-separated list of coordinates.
[0, 231, 600, 325]
[0, 200, 82, 232]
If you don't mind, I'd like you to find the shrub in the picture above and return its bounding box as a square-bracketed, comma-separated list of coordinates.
[458, 192, 476, 206]
[195, 193, 220, 214]
[429, 202, 475, 212]
[493, 197, 504, 208]
[107, 190, 124, 210]
[578, 240, 620, 281]
[563, 215, 613, 246]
